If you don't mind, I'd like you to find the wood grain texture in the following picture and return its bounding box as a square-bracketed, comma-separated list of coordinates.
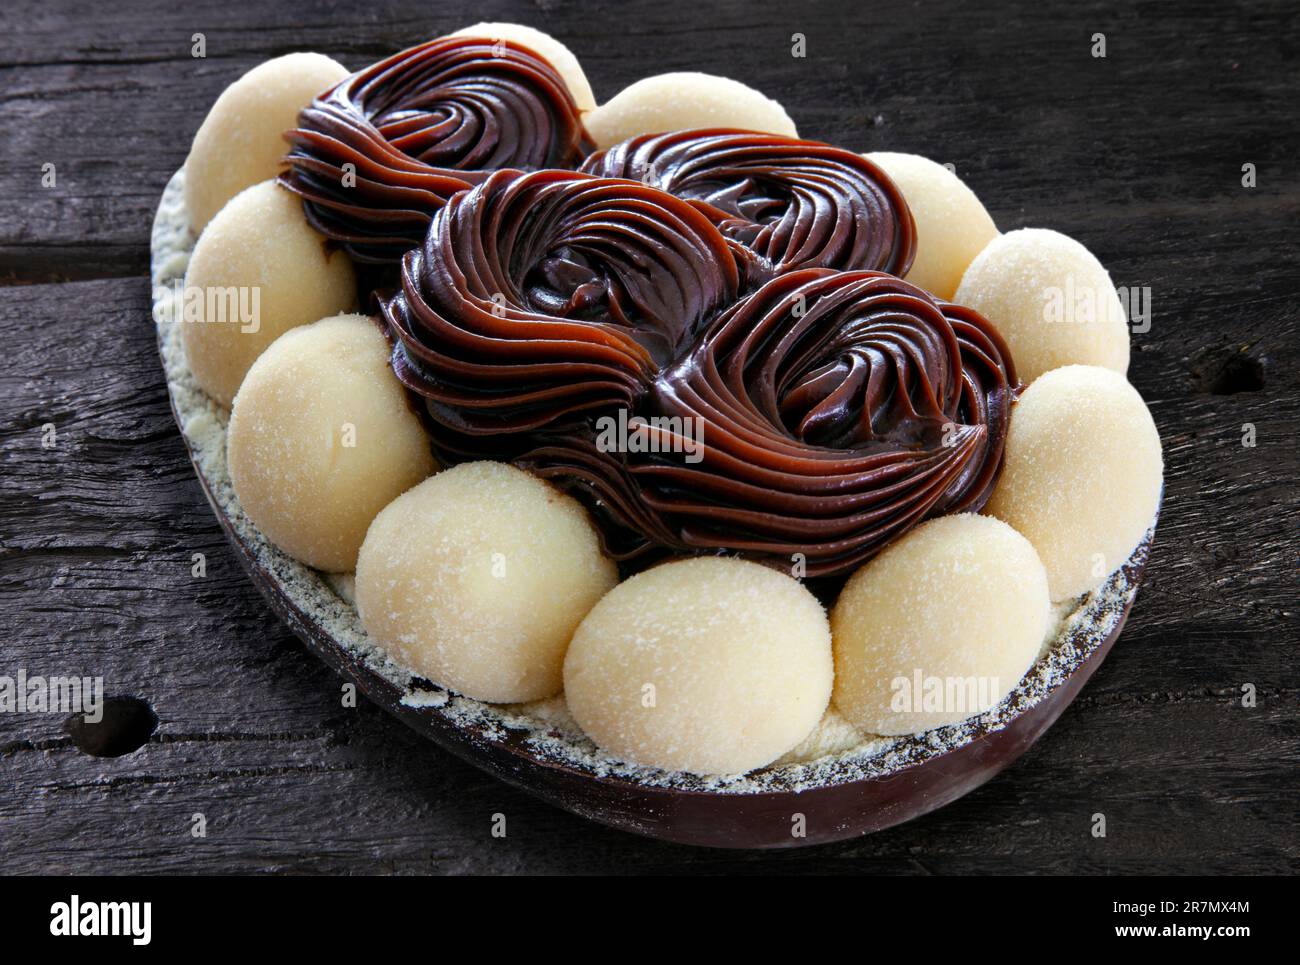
[1, 0, 1296, 874]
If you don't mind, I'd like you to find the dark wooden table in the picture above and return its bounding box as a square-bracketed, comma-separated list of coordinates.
[1, 0, 1296, 875]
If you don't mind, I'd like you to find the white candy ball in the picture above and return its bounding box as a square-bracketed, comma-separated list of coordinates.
[986, 365, 1163, 600]
[228, 314, 435, 573]
[564, 557, 833, 775]
[866, 152, 999, 300]
[584, 72, 797, 149]
[832, 514, 1050, 737]
[451, 22, 596, 113]
[356, 462, 618, 704]
[181, 180, 356, 407]
[955, 227, 1130, 384]
[185, 52, 348, 232]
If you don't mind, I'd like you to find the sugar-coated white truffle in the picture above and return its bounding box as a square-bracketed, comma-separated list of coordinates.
[451, 22, 596, 113]
[866, 152, 999, 300]
[832, 514, 1050, 737]
[181, 180, 356, 407]
[185, 52, 348, 232]
[356, 462, 618, 704]
[955, 227, 1130, 384]
[986, 365, 1163, 601]
[228, 314, 435, 573]
[584, 72, 797, 149]
[563, 557, 833, 775]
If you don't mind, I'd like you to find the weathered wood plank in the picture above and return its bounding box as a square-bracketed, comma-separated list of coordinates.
[0, 0, 1296, 278]
[0, 0, 1296, 873]
[1, 267, 1294, 873]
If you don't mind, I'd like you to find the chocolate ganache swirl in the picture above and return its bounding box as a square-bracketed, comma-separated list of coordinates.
[279, 37, 591, 262]
[380, 168, 743, 443]
[581, 129, 916, 285]
[592, 269, 1019, 576]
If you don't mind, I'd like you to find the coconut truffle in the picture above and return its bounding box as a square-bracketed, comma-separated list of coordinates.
[584, 72, 797, 149]
[955, 227, 1130, 384]
[986, 365, 1163, 601]
[866, 152, 999, 300]
[355, 462, 618, 704]
[185, 52, 349, 232]
[832, 514, 1050, 737]
[227, 313, 435, 572]
[563, 557, 833, 775]
[180, 179, 356, 407]
[451, 22, 596, 113]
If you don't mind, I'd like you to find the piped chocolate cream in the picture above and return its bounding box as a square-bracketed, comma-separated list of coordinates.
[279, 36, 591, 262]
[582, 129, 916, 284]
[380, 169, 1017, 576]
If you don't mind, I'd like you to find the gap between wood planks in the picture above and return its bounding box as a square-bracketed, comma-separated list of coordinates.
[4, 686, 1293, 762]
